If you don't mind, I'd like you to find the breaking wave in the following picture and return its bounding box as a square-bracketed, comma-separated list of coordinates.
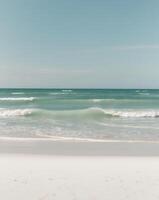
[31, 107, 159, 118]
[1, 107, 159, 118]
[92, 108, 159, 118]
[47, 107, 159, 118]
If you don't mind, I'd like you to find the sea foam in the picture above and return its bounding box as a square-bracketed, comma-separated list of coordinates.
[0, 97, 36, 101]
[0, 109, 33, 117]
[76, 107, 159, 118]
[12, 92, 25, 95]
[102, 109, 159, 118]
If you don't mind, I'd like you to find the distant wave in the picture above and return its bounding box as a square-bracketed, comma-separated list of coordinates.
[0, 109, 33, 117]
[0, 97, 36, 101]
[49, 90, 72, 95]
[11, 92, 25, 95]
[139, 93, 150, 96]
[92, 99, 104, 103]
[91, 99, 120, 103]
[62, 89, 72, 92]
[49, 92, 67, 95]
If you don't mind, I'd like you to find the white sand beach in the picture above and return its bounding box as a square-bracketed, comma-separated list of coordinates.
[1, 139, 159, 200]
[1, 0, 159, 198]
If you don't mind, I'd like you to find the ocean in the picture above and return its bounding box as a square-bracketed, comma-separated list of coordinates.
[1, 88, 159, 141]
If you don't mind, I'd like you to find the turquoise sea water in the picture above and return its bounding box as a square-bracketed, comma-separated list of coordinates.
[1, 89, 159, 141]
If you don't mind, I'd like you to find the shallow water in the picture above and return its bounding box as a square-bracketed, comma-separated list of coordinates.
[1, 89, 159, 141]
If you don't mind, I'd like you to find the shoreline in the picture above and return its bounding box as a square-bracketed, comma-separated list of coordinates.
[1, 138, 159, 156]
[2, 135, 159, 143]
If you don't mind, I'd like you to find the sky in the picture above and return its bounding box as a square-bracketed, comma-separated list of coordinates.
[0, 0, 159, 88]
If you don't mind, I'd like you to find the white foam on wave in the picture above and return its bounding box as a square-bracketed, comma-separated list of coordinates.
[84, 107, 159, 118]
[92, 99, 103, 103]
[49, 92, 66, 95]
[0, 109, 33, 117]
[139, 92, 150, 96]
[101, 109, 159, 118]
[49, 92, 59, 95]
[12, 92, 25, 95]
[0, 97, 36, 101]
[91, 99, 139, 103]
[62, 89, 72, 92]
[91, 99, 116, 102]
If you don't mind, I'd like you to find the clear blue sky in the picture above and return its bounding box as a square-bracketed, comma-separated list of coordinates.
[1, 0, 159, 88]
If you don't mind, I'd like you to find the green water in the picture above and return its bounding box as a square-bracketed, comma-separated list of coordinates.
[0, 89, 159, 141]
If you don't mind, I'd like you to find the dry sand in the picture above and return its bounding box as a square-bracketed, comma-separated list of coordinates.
[1, 139, 159, 200]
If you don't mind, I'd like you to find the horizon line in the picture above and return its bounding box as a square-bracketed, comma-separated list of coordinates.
[0, 87, 159, 90]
